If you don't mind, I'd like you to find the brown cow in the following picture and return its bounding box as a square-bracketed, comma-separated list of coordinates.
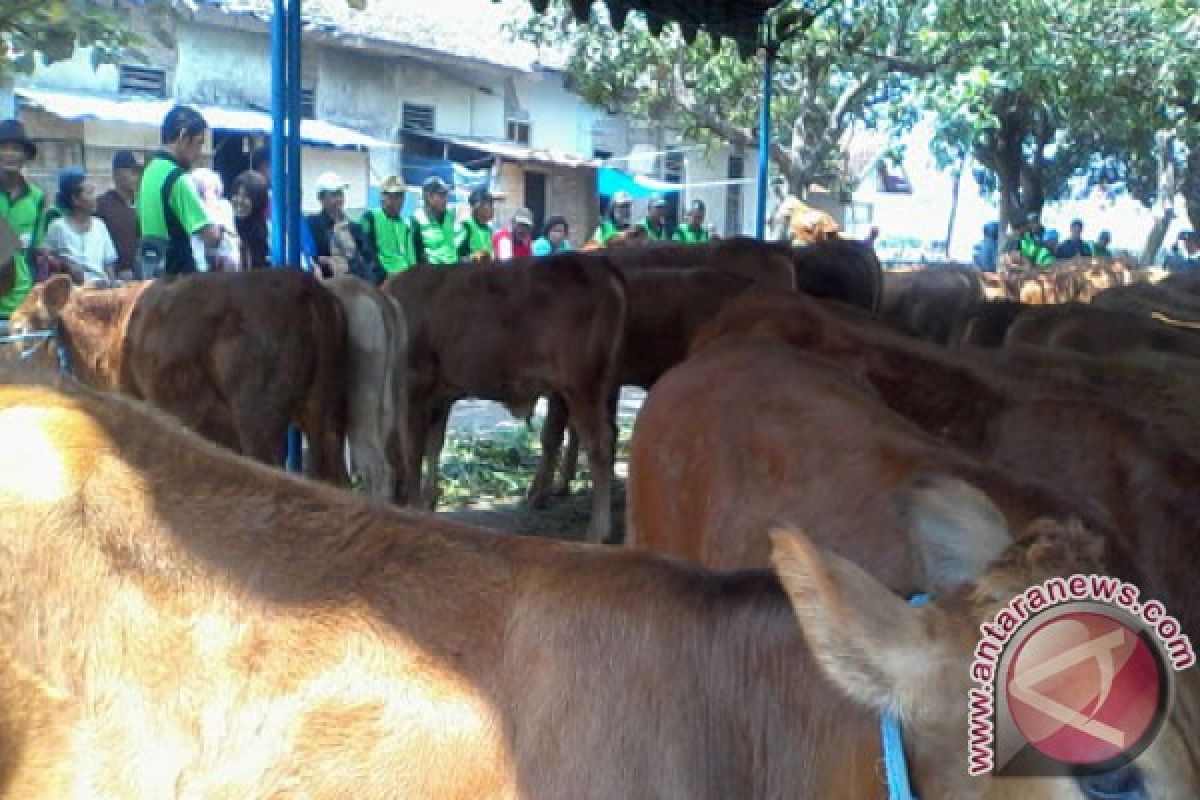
[3, 373, 1194, 798]
[1093, 282, 1200, 324]
[627, 337, 1118, 595]
[950, 300, 1027, 348]
[323, 275, 408, 499]
[384, 254, 626, 543]
[6, 271, 348, 484]
[1004, 303, 1200, 360]
[688, 290, 1200, 638]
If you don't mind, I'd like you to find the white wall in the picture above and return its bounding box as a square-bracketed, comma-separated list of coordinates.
[175, 24, 272, 108]
[19, 48, 121, 95]
[512, 70, 599, 156]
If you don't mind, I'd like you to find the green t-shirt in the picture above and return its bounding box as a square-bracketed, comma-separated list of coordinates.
[457, 218, 494, 260]
[640, 217, 671, 241]
[0, 181, 47, 318]
[672, 224, 710, 244]
[590, 219, 621, 246]
[136, 154, 211, 240]
[362, 208, 414, 274]
[410, 208, 459, 266]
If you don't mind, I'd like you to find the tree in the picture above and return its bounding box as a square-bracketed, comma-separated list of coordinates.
[514, 0, 936, 197]
[1, 0, 176, 79]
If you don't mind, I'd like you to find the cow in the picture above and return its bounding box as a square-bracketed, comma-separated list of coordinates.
[1093, 282, 1200, 325]
[1159, 271, 1200, 296]
[322, 275, 408, 500]
[383, 254, 626, 544]
[686, 289, 1200, 639]
[1003, 303, 1200, 361]
[627, 336, 1119, 595]
[6, 271, 348, 484]
[950, 300, 1027, 348]
[3, 372, 1193, 798]
[880, 265, 984, 344]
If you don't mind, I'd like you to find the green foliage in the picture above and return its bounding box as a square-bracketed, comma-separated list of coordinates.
[0, 0, 177, 79]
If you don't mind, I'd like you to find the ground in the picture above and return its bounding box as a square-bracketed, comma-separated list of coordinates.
[433, 389, 643, 543]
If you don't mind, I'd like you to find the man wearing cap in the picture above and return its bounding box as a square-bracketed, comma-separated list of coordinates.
[410, 176, 459, 266]
[1016, 214, 1054, 268]
[458, 187, 495, 262]
[136, 105, 222, 276]
[589, 190, 632, 247]
[360, 175, 413, 276]
[493, 207, 534, 261]
[672, 199, 710, 244]
[639, 193, 673, 241]
[96, 150, 142, 280]
[304, 171, 376, 281]
[0, 119, 49, 319]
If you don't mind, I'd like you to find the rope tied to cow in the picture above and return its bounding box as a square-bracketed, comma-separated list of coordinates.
[0, 325, 73, 375]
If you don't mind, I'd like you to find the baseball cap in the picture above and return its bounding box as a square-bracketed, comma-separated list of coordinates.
[422, 176, 449, 195]
[315, 171, 350, 195]
[469, 187, 495, 207]
[380, 175, 405, 195]
[611, 190, 632, 205]
[513, 208, 534, 227]
[112, 150, 141, 171]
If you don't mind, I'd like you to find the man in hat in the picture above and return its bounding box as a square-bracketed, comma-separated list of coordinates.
[360, 175, 413, 276]
[1164, 230, 1199, 272]
[1016, 213, 1054, 268]
[672, 199, 710, 243]
[410, 176, 459, 266]
[493, 207, 534, 261]
[589, 190, 632, 247]
[458, 187, 495, 262]
[95, 149, 142, 280]
[0, 119, 48, 318]
[304, 171, 376, 281]
[639, 193, 673, 241]
[136, 105, 222, 276]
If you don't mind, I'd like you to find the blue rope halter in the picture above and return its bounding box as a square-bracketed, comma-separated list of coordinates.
[880, 592, 931, 800]
[0, 324, 73, 376]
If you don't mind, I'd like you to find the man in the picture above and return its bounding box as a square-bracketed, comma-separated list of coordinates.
[95, 150, 141, 280]
[972, 221, 999, 271]
[493, 207, 534, 260]
[1093, 230, 1113, 258]
[672, 199, 710, 243]
[639, 193, 672, 241]
[304, 171, 375, 281]
[410, 176, 459, 266]
[136, 105, 222, 276]
[458, 187, 495, 262]
[1055, 218, 1093, 259]
[0, 119, 47, 319]
[1164, 231, 1199, 272]
[1017, 214, 1055, 268]
[589, 190, 632, 246]
[360, 175, 413, 276]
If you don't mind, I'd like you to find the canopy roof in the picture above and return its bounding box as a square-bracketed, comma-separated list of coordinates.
[525, 0, 781, 50]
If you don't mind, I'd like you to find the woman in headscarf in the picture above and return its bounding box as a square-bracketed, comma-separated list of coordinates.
[230, 170, 271, 269]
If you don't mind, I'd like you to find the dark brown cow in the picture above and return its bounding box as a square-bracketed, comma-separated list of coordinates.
[627, 337, 1118, 596]
[1003, 303, 1200, 360]
[687, 290, 1200, 638]
[6, 271, 347, 484]
[1159, 271, 1200, 296]
[879, 265, 984, 344]
[2, 373, 1194, 798]
[383, 254, 626, 543]
[1093, 282, 1200, 324]
[949, 300, 1027, 348]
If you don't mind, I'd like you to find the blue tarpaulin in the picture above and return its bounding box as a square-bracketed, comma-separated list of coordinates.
[597, 167, 684, 199]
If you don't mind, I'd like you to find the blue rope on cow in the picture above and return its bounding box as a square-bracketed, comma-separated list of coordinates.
[0, 325, 73, 376]
[881, 592, 931, 800]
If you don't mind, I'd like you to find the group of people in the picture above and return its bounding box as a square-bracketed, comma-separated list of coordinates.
[972, 215, 1113, 272]
[588, 190, 714, 246]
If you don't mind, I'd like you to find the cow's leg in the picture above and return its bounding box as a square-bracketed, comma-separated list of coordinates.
[554, 425, 580, 497]
[400, 396, 430, 506]
[527, 393, 568, 509]
[564, 388, 617, 545]
[420, 401, 452, 510]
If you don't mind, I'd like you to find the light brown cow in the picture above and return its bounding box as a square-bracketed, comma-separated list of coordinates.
[383, 254, 626, 543]
[323, 275, 408, 500]
[6, 271, 348, 484]
[1004, 303, 1200, 360]
[627, 337, 1119, 595]
[687, 290, 1200, 639]
[3, 373, 1194, 798]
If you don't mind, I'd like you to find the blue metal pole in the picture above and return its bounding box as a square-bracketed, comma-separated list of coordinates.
[270, 0, 287, 265]
[284, 0, 304, 473]
[754, 44, 774, 240]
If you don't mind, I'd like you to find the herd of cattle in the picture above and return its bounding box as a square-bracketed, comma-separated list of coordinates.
[2, 239, 1199, 797]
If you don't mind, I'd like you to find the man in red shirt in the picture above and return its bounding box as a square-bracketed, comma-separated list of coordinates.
[492, 207, 534, 260]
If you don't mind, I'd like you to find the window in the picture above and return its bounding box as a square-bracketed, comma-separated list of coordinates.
[118, 64, 167, 98]
[506, 119, 531, 146]
[300, 88, 316, 120]
[726, 154, 745, 236]
[402, 103, 436, 133]
[593, 148, 613, 161]
[663, 149, 685, 182]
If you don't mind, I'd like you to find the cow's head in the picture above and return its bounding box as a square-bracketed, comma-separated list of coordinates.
[2, 275, 73, 367]
[770, 475, 1197, 799]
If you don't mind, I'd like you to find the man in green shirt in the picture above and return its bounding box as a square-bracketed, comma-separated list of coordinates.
[1016, 215, 1055, 269]
[457, 187, 495, 262]
[136, 105, 221, 276]
[589, 190, 633, 247]
[639, 193, 673, 241]
[410, 177, 459, 265]
[1093, 230, 1113, 258]
[0, 120, 48, 319]
[361, 175, 414, 275]
[672, 199, 710, 244]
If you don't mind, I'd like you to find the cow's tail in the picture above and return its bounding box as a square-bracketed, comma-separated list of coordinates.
[591, 258, 628, 406]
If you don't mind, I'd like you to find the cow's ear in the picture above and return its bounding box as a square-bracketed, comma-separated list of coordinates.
[899, 473, 1013, 596]
[770, 527, 938, 719]
[40, 275, 73, 319]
